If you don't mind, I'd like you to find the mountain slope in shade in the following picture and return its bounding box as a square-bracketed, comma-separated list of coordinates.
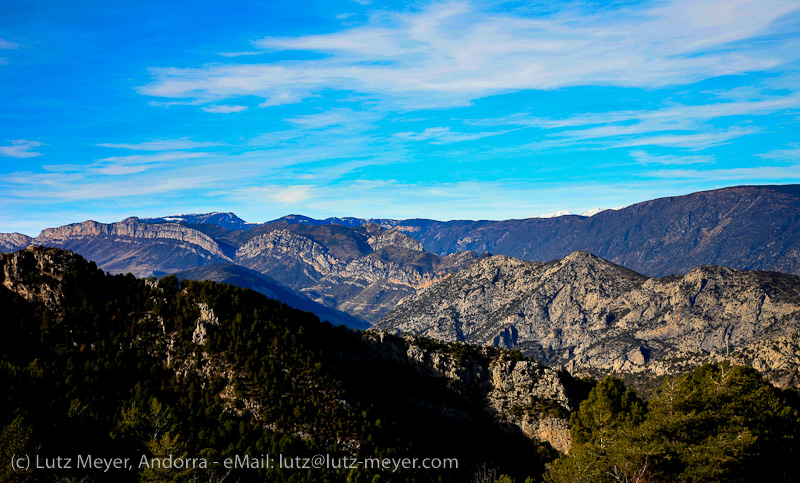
[374, 252, 800, 388]
[276, 214, 401, 229]
[392, 185, 800, 277]
[172, 263, 370, 330]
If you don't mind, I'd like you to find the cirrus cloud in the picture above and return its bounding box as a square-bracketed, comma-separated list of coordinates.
[140, 0, 800, 109]
[0, 140, 44, 158]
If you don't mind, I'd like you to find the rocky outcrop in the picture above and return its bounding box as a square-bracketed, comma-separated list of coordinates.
[375, 252, 800, 388]
[362, 332, 576, 452]
[0, 233, 33, 252]
[0, 246, 97, 309]
[303, 249, 477, 321]
[366, 225, 424, 252]
[235, 229, 341, 279]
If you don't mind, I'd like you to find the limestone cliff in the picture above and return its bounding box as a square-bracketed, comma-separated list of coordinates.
[30, 218, 230, 277]
[375, 252, 800, 388]
[36, 218, 227, 258]
[0, 246, 98, 309]
[0, 233, 33, 252]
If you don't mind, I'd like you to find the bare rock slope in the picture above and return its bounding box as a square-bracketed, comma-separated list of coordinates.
[375, 252, 800, 388]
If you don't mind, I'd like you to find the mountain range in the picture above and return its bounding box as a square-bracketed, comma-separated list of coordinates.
[2, 184, 800, 361]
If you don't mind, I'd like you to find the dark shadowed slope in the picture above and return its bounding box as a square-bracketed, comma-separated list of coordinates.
[392, 185, 800, 276]
[173, 263, 370, 330]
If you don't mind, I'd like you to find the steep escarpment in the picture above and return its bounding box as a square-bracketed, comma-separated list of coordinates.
[375, 252, 800, 388]
[32, 217, 230, 277]
[358, 332, 577, 453]
[235, 228, 341, 286]
[36, 217, 226, 256]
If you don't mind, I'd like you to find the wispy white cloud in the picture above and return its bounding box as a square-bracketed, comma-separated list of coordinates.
[394, 126, 507, 144]
[140, 0, 800, 108]
[218, 51, 265, 57]
[258, 90, 310, 107]
[757, 144, 800, 160]
[0, 38, 19, 49]
[629, 150, 714, 165]
[286, 108, 381, 129]
[469, 93, 799, 150]
[0, 140, 44, 158]
[235, 185, 315, 204]
[647, 164, 800, 181]
[612, 127, 760, 149]
[201, 104, 249, 113]
[42, 151, 213, 177]
[97, 138, 222, 151]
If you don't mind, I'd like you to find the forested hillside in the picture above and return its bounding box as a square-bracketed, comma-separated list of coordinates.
[0, 247, 562, 483]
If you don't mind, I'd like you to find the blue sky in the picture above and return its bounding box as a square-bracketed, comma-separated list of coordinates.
[2, 0, 800, 234]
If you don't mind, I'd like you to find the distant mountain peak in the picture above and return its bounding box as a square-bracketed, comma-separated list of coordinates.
[536, 209, 574, 218]
[579, 207, 606, 217]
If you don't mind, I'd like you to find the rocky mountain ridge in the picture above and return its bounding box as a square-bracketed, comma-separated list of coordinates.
[0, 232, 33, 252]
[3, 218, 476, 324]
[391, 184, 800, 277]
[252, 185, 800, 277]
[3, 184, 800, 326]
[37, 217, 228, 257]
[375, 251, 800, 389]
[231, 223, 477, 321]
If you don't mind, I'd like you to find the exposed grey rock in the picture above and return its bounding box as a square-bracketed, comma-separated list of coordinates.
[376, 252, 800, 388]
[236, 229, 341, 280]
[36, 218, 227, 258]
[0, 233, 33, 252]
[234, 225, 476, 322]
[366, 225, 424, 252]
[28, 218, 231, 277]
[0, 246, 95, 309]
